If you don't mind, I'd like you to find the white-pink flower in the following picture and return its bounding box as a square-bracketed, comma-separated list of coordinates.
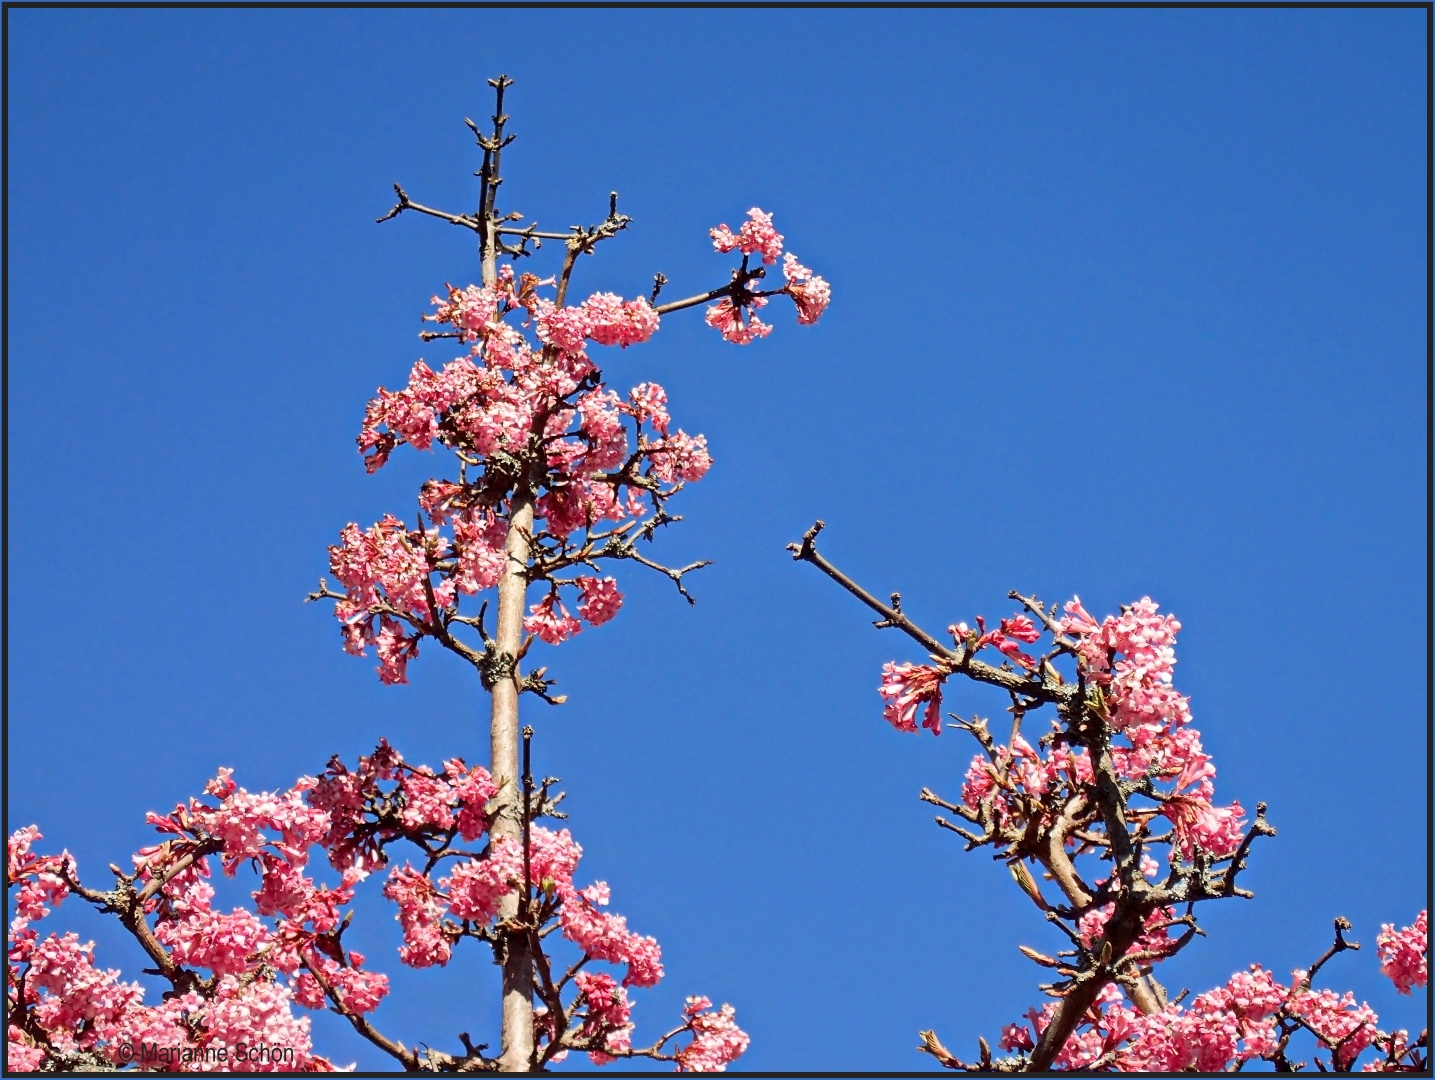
[781, 252, 831, 325]
[576, 577, 623, 627]
[1377, 910, 1427, 995]
[525, 594, 582, 645]
[675, 997, 750, 1072]
[709, 207, 784, 265]
[648, 431, 713, 484]
[878, 661, 946, 735]
[581, 293, 660, 348]
[704, 297, 772, 345]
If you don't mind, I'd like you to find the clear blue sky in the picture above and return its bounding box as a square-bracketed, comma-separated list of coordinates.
[8, 8, 1426, 1072]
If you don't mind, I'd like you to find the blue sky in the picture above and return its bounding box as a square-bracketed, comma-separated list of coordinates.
[7, 8, 1426, 1072]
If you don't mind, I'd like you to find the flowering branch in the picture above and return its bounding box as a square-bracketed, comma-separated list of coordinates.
[11, 74, 824, 1075]
[296, 955, 433, 1071]
[8, 742, 750, 1073]
[789, 521, 1425, 1072]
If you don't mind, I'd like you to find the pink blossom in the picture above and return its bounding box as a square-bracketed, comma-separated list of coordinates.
[675, 997, 751, 1072]
[581, 292, 660, 348]
[1376, 910, 1427, 995]
[203, 976, 317, 1072]
[382, 864, 452, 968]
[25, 932, 144, 1050]
[294, 952, 390, 1015]
[1062, 597, 1192, 731]
[1161, 794, 1245, 862]
[972, 615, 1038, 669]
[576, 388, 629, 471]
[525, 593, 582, 645]
[648, 431, 713, 484]
[8, 828, 70, 923]
[251, 855, 320, 921]
[878, 661, 947, 734]
[999, 1023, 1034, 1051]
[1288, 983, 1380, 1068]
[559, 891, 664, 988]
[8, 826, 44, 879]
[535, 482, 598, 539]
[190, 778, 329, 872]
[1076, 903, 1182, 963]
[375, 619, 420, 684]
[709, 208, 784, 265]
[108, 993, 203, 1069]
[398, 770, 455, 831]
[450, 507, 508, 594]
[626, 382, 671, 435]
[443, 759, 498, 842]
[574, 971, 634, 1065]
[576, 577, 624, 626]
[328, 514, 447, 680]
[704, 297, 772, 344]
[961, 754, 999, 809]
[533, 299, 591, 357]
[7, 1031, 45, 1072]
[530, 827, 583, 888]
[155, 907, 269, 977]
[442, 842, 523, 925]
[425, 282, 504, 342]
[781, 252, 831, 325]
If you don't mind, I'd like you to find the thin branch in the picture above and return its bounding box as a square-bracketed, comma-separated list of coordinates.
[299, 954, 425, 1070]
[652, 284, 731, 315]
[788, 521, 1061, 700]
[377, 183, 482, 231]
[1301, 916, 1360, 991]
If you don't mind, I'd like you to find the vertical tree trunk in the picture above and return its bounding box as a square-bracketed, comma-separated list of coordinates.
[492, 497, 535, 1071]
[479, 169, 536, 1070]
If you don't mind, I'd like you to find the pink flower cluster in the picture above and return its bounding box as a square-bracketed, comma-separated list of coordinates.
[948, 613, 1044, 670]
[878, 661, 947, 734]
[907, 597, 1246, 868]
[1058, 596, 1191, 731]
[573, 971, 634, 1064]
[878, 616, 1046, 735]
[523, 576, 624, 645]
[709, 208, 784, 264]
[307, 740, 496, 870]
[998, 959, 1412, 1072]
[781, 253, 832, 326]
[8, 826, 71, 923]
[8, 791, 345, 1071]
[330, 268, 720, 682]
[704, 296, 773, 345]
[1287, 981, 1381, 1069]
[9, 743, 750, 1071]
[704, 208, 830, 344]
[674, 996, 752, 1072]
[1376, 911, 1428, 995]
[331, 212, 828, 684]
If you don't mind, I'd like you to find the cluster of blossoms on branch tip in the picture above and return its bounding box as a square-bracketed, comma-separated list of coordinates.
[321, 208, 824, 687]
[994, 959, 1425, 1072]
[8, 742, 748, 1072]
[881, 596, 1244, 867]
[705, 208, 830, 344]
[791, 522, 1424, 1073]
[1378, 911, 1428, 996]
[854, 577, 1427, 1072]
